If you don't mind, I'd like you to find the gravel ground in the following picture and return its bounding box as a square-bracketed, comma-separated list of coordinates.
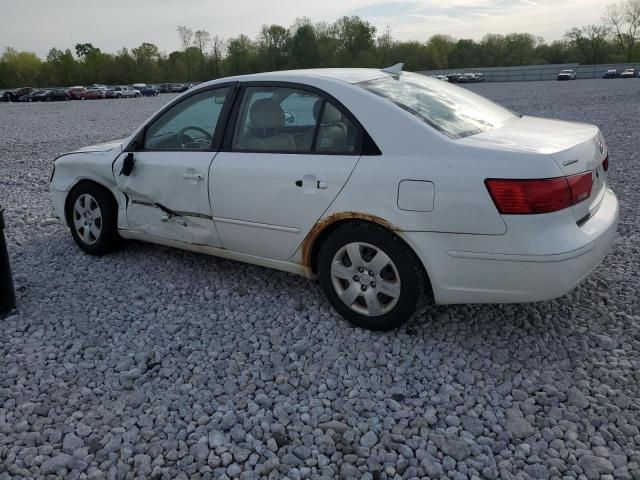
[0, 80, 639, 480]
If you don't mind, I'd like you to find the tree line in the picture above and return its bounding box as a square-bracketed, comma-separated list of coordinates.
[1, 0, 639, 88]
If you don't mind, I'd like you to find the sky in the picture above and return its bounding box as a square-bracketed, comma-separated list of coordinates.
[2, 0, 608, 57]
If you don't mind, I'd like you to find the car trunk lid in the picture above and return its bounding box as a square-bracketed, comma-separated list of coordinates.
[460, 115, 608, 222]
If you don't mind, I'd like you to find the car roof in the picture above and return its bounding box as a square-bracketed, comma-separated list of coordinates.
[198, 68, 392, 88]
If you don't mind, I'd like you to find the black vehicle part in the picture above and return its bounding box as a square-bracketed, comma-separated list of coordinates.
[120, 152, 135, 176]
[0, 206, 16, 316]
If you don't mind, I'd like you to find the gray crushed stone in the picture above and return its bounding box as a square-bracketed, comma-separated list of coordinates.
[0, 81, 639, 479]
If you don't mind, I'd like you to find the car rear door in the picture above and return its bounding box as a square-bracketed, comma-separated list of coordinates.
[209, 83, 364, 260]
[113, 84, 235, 247]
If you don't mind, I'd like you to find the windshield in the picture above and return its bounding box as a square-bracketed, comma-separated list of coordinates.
[358, 72, 516, 139]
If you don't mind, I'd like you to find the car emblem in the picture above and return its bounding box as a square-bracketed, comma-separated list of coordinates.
[563, 158, 579, 166]
[597, 138, 605, 154]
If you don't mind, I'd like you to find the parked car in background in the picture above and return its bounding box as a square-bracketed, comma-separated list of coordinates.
[446, 73, 462, 83]
[41, 89, 71, 101]
[557, 69, 577, 81]
[458, 73, 484, 83]
[84, 88, 105, 100]
[50, 66, 617, 330]
[603, 69, 619, 79]
[106, 86, 141, 98]
[18, 90, 46, 102]
[2, 87, 33, 102]
[158, 83, 173, 93]
[20, 89, 70, 102]
[432, 75, 448, 81]
[133, 83, 159, 96]
[170, 83, 189, 93]
[620, 68, 637, 78]
[68, 86, 86, 100]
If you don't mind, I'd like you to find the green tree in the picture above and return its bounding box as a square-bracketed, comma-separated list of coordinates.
[45, 48, 76, 85]
[604, 0, 640, 61]
[333, 16, 376, 65]
[132, 43, 160, 82]
[426, 35, 455, 69]
[226, 34, 255, 75]
[193, 30, 211, 80]
[258, 24, 290, 71]
[74, 43, 105, 83]
[0, 47, 42, 86]
[565, 25, 611, 63]
[210, 35, 225, 78]
[177, 25, 194, 79]
[289, 21, 320, 68]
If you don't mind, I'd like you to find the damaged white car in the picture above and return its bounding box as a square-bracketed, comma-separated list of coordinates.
[50, 65, 618, 330]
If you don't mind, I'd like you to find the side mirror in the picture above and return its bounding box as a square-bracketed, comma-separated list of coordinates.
[284, 111, 295, 125]
[120, 152, 135, 176]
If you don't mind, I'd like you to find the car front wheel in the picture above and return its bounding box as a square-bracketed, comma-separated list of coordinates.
[318, 222, 425, 331]
[66, 183, 120, 255]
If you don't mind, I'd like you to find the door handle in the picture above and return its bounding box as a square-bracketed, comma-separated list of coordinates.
[295, 179, 328, 189]
[182, 173, 204, 181]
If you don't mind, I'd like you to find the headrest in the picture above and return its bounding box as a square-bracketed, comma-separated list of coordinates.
[250, 98, 284, 129]
[322, 103, 343, 123]
[313, 100, 343, 124]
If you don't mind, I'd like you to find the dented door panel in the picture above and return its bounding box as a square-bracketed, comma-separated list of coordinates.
[113, 151, 222, 247]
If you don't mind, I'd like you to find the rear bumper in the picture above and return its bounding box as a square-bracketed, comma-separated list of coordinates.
[401, 188, 618, 304]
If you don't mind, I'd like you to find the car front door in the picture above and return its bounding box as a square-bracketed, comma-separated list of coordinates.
[210, 83, 363, 260]
[113, 85, 233, 247]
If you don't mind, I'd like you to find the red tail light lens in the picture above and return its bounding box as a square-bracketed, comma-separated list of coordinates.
[602, 155, 609, 171]
[485, 172, 592, 214]
[567, 172, 593, 204]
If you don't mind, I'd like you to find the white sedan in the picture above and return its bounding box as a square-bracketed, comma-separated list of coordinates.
[50, 65, 618, 330]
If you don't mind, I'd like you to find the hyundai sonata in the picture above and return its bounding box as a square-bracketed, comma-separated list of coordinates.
[50, 65, 618, 330]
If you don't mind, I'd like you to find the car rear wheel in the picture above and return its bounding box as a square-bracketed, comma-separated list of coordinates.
[66, 183, 120, 255]
[318, 222, 425, 331]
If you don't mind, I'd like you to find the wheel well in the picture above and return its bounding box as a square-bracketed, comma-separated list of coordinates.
[64, 180, 117, 225]
[308, 218, 431, 291]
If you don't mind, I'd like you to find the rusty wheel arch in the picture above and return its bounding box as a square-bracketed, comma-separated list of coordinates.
[301, 212, 398, 273]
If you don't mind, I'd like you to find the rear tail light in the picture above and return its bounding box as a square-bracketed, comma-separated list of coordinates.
[602, 155, 609, 171]
[567, 172, 592, 204]
[485, 172, 592, 214]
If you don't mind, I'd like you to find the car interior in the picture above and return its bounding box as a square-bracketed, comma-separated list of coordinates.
[233, 88, 356, 153]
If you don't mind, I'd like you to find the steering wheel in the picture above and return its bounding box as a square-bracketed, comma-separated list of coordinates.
[178, 126, 212, 149]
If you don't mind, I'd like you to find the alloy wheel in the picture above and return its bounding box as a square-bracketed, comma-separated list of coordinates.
[72, 194, 102, 245]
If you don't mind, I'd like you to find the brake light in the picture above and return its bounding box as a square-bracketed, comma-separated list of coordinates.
[602, 155, 609, 171]
[485, 172, 592, 214]
[567, 172, 592, 204]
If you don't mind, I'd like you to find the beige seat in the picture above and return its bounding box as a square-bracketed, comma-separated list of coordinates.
[303, 100, 348, 152]
[316, 102, 348, 152]
[240, 98, 296, 151]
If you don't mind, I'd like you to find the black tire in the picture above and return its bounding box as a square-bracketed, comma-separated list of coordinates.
[66, 182, 120, 255]
[318, 222, 426, 331]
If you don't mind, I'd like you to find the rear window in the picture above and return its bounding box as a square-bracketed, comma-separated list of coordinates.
[358, 72, 516, 139]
